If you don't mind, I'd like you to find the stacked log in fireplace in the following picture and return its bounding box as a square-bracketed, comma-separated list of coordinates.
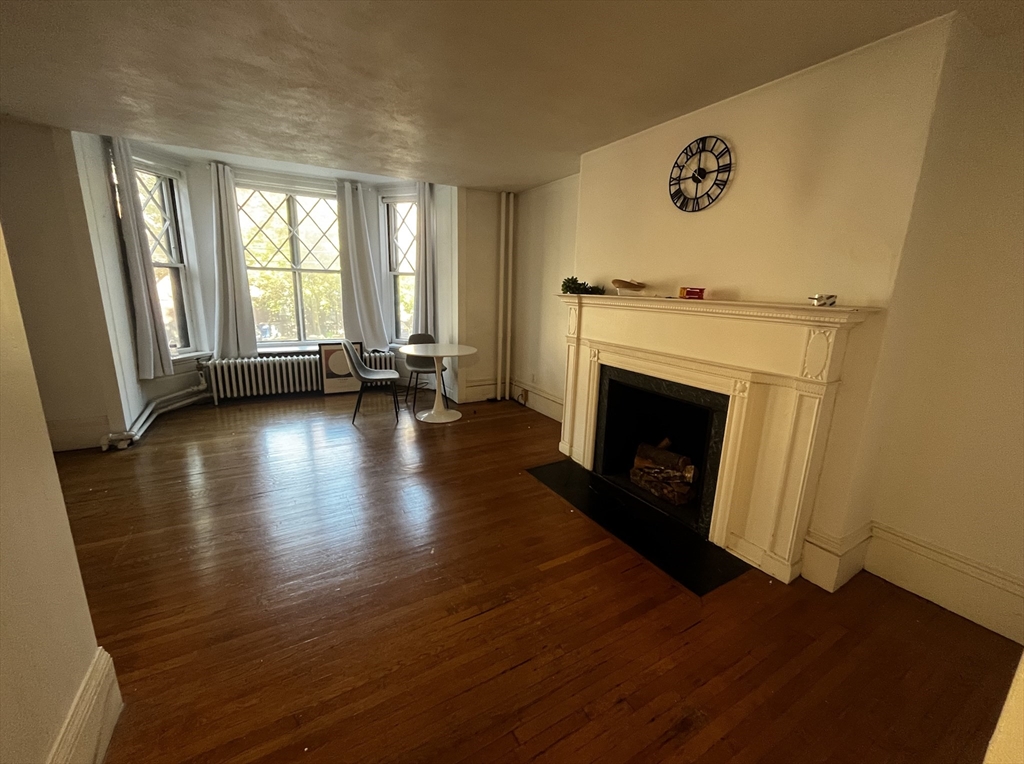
[629, 438, 698, 506]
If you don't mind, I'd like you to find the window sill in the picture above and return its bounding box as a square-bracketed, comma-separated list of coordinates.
[171, 350, 212, 373]
[172, 350, 212, 360]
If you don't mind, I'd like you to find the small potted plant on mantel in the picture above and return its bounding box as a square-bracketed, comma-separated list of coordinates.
[561, 276, 606, 295]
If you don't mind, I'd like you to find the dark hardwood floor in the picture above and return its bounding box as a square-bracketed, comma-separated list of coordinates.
[54, 396, 1021, 763]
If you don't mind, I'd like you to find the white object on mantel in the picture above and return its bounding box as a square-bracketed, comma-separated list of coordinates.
[557, 293, 880, 587]
[612, 278, 648, 296]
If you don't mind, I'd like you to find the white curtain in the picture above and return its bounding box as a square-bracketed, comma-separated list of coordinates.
[413, 182, 437, 337]
[111, 137, 173, 380]
[337, 180, 390, 351]
[211, 163, 257, 359]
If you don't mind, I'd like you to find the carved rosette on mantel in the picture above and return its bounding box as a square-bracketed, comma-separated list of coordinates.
[558, 293, 878, 585]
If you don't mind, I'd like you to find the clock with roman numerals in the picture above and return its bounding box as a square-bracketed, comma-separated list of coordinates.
[668, 136, 733, 212]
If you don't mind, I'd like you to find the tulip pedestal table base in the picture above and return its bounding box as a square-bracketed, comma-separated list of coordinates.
[417, 357, 461, 423]
[398, 344, 478, 424]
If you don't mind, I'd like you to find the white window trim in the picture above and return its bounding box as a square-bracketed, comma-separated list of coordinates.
[236, 184, 344, 348]
[378, 190, 418, 343]
[131, 148, 187, 177]
[129, 145, 210, 355]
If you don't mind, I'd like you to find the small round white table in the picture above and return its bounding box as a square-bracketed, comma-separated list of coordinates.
[398, 343, 477, 423]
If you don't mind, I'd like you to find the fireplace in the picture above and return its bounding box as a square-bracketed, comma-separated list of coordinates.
[593, 366, 729, 539]
[559, 295, 877, 586]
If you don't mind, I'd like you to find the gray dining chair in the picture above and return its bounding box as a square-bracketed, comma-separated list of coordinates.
[341, 339, 401, 423]
[405, 332, 449, 412]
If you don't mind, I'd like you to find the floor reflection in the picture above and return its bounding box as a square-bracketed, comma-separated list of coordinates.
[189, 400, 447, 580]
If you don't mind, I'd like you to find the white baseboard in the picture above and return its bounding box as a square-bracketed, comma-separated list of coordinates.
[799, 521, 1022, 642]
[761, 550, 802, 583]
[461, 378, 496, 403]
[801, 524, 873, 592]
[47, 647, 123, 764]
[727, 533, 801, 583]
[510, 379, 563, 422]
[866, 523, 1024, 644]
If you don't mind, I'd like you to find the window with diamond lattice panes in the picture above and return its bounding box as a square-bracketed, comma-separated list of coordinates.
[135, 170, 192, 353]
[236, 187, 343, 344]
[386, 200, 417, 340]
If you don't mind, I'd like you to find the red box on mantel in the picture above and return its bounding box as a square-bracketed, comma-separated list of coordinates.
[679, 287, 706, 300]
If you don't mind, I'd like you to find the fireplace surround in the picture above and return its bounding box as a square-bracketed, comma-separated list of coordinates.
[558, 294, 878, 585]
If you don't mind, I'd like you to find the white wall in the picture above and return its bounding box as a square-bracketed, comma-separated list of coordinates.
[456, 188, 502, 402]
[433, 184, 459, 398]
[554, 19, 953, 576]
[0, 226, 121, 763]
[574, 18, 950, 306]
[0, 118, 129, 449]
[511, 174, 579, 421]
[860, 13, 1024, 642]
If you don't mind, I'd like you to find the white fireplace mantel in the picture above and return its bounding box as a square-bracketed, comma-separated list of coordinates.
[558, 293, 880, 584]
[559, 294, 873, 326]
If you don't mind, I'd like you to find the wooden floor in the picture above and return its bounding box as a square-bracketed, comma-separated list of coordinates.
[55, 396, 1020, 764]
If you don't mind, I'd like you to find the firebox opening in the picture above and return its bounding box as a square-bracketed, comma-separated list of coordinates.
[593, 367, 729, 538]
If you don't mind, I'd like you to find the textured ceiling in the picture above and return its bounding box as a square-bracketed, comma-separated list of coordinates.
[0, 0, 957, 191]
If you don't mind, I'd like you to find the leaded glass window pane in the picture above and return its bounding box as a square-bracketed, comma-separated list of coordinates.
[237, 187, 344, 344]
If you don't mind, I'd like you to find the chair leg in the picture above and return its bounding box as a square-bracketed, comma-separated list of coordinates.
[391, 381, 400, 422]
[440, 372, 449, 409]
[353, 383, 365, 423]
[412, 374, 419, 412]
[405, 371, 416, 403]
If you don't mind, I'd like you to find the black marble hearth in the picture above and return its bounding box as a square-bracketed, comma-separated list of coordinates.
[592, 366, 729, 538]
[527, 459, 750, 596]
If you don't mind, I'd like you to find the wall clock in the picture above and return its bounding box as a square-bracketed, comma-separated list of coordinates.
[669, 136, 732, 212]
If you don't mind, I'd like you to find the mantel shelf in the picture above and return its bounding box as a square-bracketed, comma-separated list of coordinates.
[556, 293, 880, 327]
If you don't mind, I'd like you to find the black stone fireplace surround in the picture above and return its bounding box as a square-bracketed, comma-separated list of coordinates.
[592, 365, 730, 538]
